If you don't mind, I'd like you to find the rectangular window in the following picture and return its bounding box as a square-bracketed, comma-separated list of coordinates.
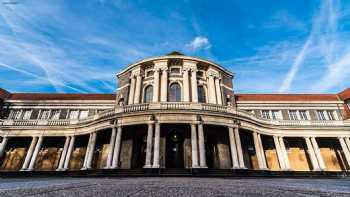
[69, 110, 79, 119]
[271, 110, 281, 120]
[289, 110, 298, 120]
[261, 110, 270, 119]
[299, 110, 309, 120]
[316, 110, 326, 120]
[12, 110, 22, 120]
[79, 110, 89, 119]
[326, 110, 336, 120]
[22, 110, 32, 120]
[50, 110, 61, 120]
[39, 110, 50, 120]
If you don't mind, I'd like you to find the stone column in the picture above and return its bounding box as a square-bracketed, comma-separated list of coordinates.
[57, 136, 70, 170]
[0, 136, 8, 159]
[215, 78, 222, 105]
[311, 137, 326, 170]
[273, 136, 286, 169]
[191, 69, 198, 102]
[228, 127, 239, 168]
[198, 123, 207, 168]
[183, 68, 190, 102]
[258, 134, 267, 169]
[82, 134, 92, 168]
[345, 138, 350, 151]
[85, 132, 97, 169]
[304, 137, 320, 171]
[339, 137, 350, 168]
[160, 69, 168, 102]
[153, 69, 160, 102]
[63, 136, 75, 170]
[191, 124, 199, 167]
[111, 126, 123, 168]
[234, 127, 245, 168]
[144, 123, 154, 168]
[21, 137, 38, 170]
[253, 132, 265, 170]
[152, 123, 160, 168]
[278, 137, 290, 170]
[28, 136, 43, 171]
[128, 76, 136, 105]
[106, 127, 117, 168]
[133, 74, 142, 104]
[207, 75, 217, 104]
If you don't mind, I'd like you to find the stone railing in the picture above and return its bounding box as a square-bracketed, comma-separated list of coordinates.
[1, 103, 349, 127]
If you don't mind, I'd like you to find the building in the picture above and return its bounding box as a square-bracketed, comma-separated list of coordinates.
[0, 52, 350, 173]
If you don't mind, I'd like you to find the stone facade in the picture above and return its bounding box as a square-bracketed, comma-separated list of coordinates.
[0, 52, 350, 173]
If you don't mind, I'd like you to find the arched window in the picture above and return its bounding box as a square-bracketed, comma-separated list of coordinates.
[168, 83, 181, 102]
[198, 85, 206, 103]
[144, 85, 153, 103]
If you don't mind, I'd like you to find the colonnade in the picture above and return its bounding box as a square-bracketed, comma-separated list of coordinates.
[1, 127, 350, 171]
[127, 60, 223, 105]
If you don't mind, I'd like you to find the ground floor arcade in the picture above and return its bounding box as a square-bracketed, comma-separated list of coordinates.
[0, 122, 350, 172]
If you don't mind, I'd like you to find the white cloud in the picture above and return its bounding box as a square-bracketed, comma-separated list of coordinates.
[185, 36, 211, 51]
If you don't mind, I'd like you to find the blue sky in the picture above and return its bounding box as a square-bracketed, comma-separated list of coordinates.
[0, 0, 350, 94]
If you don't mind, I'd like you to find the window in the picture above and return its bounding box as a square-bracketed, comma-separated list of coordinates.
[261, 110, 270, 119]
[198, 85, 206, 103]
[168, 83, 181, 102]
[69, 110, 79, 119]
[289, 110, 298, 120]
[326, 110, 336, 120]
[50, 110, 61, 120]
[22, 110, 32, 120]
[39, 110, 50, 120]
[299, 110, 309, 120]
[170, 67, 180, 74]
[197, 71, 204, 78]
[271, 110, 282, 120]
[144, 85, 153, 103]
[316, 110, 326, 120]
[11, 110, 22, 120]
[79, 110, 89, 119]
[146, 70, 154, 77]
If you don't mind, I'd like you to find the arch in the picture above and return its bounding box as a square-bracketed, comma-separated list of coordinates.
[198, 85, 206, 103]
[143, 85, 153, 103]
[168, 83, 181, 102]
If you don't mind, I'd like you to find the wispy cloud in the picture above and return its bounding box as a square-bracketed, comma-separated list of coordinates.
[185, 36, 211, 51]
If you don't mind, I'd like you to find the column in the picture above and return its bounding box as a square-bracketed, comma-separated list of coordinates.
[304, 137, 320, 171]
[63, 136, 75, 170]
[152, 123, 160, 168]
[253, 132, 265, 169]
[191, 69, 198, 102]
[86, 132, 97, 169]
[82, 134, 92, 169]
[198, 123, 207, 167]
[311, 137, 326, 170]
[111, 126, 122, 168]
[258, 134, 267, 169]
[57, 136, 70, 170]
[128, 76, 136, 105]
[106, 127, 117, 168]
[228, 127, 239, 168]
[215, 78, 222, 105]
[133, 74, 142, 104]
[345, 138, 350, 152]
[278, 137, 290, 170]
[191, 124, 199, 167]
[273, 136, 286, 169]
[21, 137, 38, 170]
[0, 136, 8, 158]
[160, 69, 168, 102]
[208, 75, 216, 104]
[339, 137, 350, 169]
[153, 69, 160, 102]
[28, 136, 43, 171]
[144, 123, 154, 168]
[183, 69, 190, 102]
[234, 127, 245, 168]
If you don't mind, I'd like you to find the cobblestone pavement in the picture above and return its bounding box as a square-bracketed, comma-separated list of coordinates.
[0, 177, 350, 197]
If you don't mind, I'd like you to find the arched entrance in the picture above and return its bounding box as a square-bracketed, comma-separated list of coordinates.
[166, 130, 184, 168]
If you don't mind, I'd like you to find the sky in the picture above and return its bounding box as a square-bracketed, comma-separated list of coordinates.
[0, 0, 350, 94]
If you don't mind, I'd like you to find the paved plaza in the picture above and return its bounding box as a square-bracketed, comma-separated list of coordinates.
[0, 177, 349, 197]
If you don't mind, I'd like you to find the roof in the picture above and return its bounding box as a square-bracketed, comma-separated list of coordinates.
[0, 88, 10, 100]
[236, 94, 340, 102]
[338, 88, 350, 101]
[7, 93, 115, 101]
